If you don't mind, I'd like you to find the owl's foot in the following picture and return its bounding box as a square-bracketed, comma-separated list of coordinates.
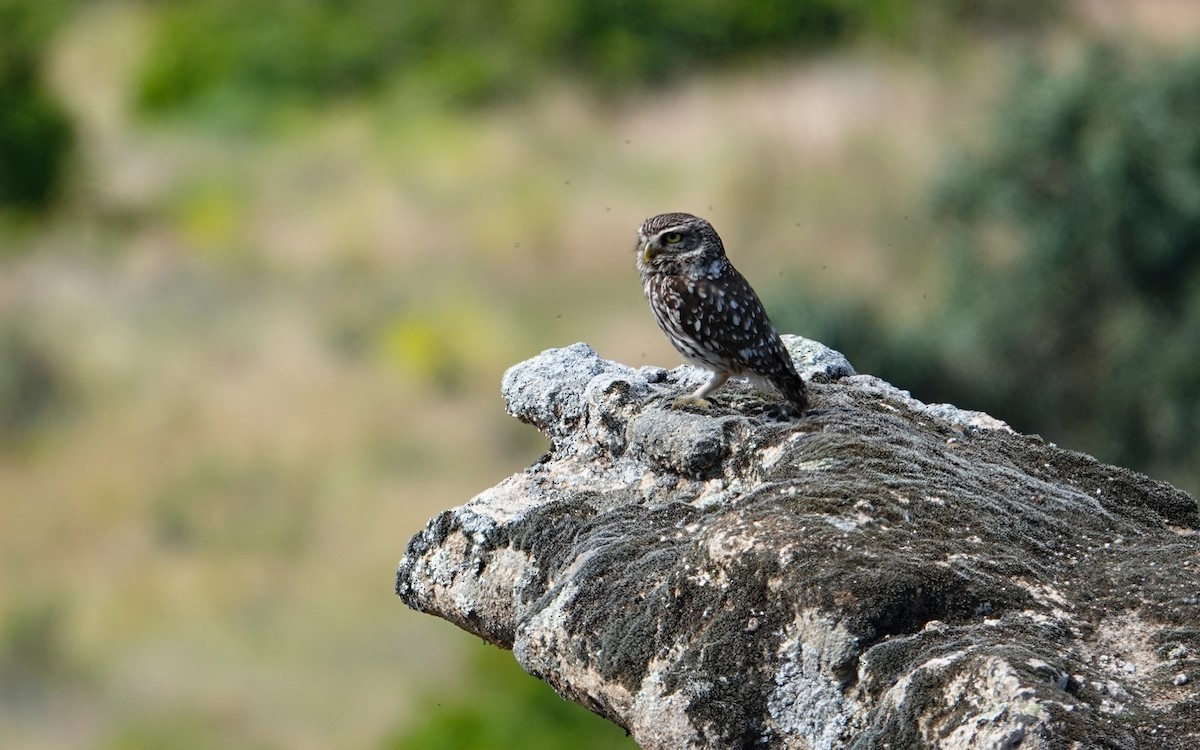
[668, 371, 727, 410]
[669, 395, 712, 410]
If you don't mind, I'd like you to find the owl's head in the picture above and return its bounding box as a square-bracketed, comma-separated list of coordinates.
[636, 213, 726, 274]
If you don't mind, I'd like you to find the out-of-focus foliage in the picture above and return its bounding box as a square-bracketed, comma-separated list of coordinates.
[382, 643, 638, 750]
[0, 318, 69, 441]
[779, 44, 1200, 496]
[0, 597, 84, 705]
[917, 0, 1061, 35]
[136, 0, 1061, 117]
[0, 0, 74, 214]
[936, 44, 1200, 493]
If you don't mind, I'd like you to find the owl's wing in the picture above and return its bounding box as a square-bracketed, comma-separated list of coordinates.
[671, 270, 792, 373]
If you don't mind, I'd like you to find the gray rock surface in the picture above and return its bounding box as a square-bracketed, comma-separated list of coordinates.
[397, 337, 1200, 749]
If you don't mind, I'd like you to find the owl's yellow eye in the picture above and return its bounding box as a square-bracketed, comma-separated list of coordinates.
[664, 232, 683, 244]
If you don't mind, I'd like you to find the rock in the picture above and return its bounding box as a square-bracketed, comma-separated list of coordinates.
[397, 337, 1200, 749]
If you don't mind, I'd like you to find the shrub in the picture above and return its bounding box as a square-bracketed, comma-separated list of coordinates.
[932, 44, 1200, 492]
[0, 0, 74, 214]
[382, 642, 637, 750]
[771, 44, 1200, 496]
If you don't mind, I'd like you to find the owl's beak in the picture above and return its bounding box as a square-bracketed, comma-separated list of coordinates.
[640, 240, 658, 262]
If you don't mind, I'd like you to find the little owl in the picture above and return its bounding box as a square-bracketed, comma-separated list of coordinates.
[636, 212, 807, 413]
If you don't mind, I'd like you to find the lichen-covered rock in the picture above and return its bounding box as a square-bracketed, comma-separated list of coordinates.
[397, 337, 1200, 749]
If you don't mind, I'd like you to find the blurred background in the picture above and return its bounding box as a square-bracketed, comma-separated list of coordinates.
[2, 1, 1198, 748]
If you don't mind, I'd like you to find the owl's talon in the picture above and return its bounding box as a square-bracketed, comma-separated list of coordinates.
[669, 396, 712, 410]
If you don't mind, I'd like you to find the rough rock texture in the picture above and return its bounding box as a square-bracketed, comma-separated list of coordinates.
[397, 338, 1200, 749]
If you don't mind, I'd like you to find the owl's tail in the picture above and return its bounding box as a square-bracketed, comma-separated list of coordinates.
[771, 374, 808, 414]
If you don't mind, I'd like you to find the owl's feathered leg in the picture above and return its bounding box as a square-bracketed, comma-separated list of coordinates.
[671, 370, 728, 409]
[692, 370, 729, 401]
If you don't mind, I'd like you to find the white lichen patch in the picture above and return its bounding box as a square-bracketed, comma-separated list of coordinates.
[450, 546, 532, 624]
[514, 578, 641, 722]
[758, 433, 813, 472]
[1077, 613, 1191, 711]
[462, 476, 541, 524]
[704, 527, 758, 565]
[764, 610, 857, 750]
[882, 651, 1051, 749]
[766, 645, 851, 750]
[628, 648, 709, 750]
[788, 458, 836, 473]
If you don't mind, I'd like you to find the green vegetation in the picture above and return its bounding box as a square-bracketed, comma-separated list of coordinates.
[933, 45, 1200, 492]
[136, 0, 1060, 117]
[775, 44, 1200, 496]
[0, 0, 74, 214]
[384, 643, 638, 750]
[936, 45, 1200, 492]
[0, 597, 85, 704]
